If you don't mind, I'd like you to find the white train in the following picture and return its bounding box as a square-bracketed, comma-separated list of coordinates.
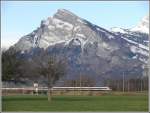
[51, 87, 111, 91]
[2, 87, 111, 91]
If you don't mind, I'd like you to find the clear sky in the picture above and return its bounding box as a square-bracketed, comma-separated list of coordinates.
[1, 1, 149, 48]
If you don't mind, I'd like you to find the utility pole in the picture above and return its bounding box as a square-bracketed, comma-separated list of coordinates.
[79, 72, 81, 95]
[127, 80, 130, 92]
[140, 77, 143, 92]
[80, 73, 81, 88]
[123, 72, 125, 93]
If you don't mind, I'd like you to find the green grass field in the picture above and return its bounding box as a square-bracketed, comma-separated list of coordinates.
[2, 94, 148, 111]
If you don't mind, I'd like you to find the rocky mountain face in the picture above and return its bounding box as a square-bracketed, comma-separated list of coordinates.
[10, 9, 149, 85]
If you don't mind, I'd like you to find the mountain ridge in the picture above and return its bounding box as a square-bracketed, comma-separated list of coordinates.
[8, 9, 149, 84]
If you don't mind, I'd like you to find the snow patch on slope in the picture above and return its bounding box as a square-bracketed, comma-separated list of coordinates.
[111, 27, 128, 34]
[121, 36, 149, 51]
[130, 45, 149, 57]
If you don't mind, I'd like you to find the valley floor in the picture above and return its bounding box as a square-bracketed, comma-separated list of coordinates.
[2, 92, 148, 111]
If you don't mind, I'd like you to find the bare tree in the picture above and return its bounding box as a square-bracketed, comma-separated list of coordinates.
[35, 51, 66, 101]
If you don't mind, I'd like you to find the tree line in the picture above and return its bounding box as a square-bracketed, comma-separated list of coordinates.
[104, 77, 148, 92]
[2, 48, 66, 101]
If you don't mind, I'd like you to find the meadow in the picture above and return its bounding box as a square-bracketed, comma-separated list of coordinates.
[2, 92, 148, 111]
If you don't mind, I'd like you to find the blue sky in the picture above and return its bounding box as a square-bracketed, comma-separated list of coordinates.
[1, 1, 149, 48]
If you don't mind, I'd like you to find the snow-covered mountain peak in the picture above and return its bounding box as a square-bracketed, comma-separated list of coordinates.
[56, 9, 76, 16]
[131, 15, 149, 34]
[39, 9, 80, 28]
[53, 9, 79, 23]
